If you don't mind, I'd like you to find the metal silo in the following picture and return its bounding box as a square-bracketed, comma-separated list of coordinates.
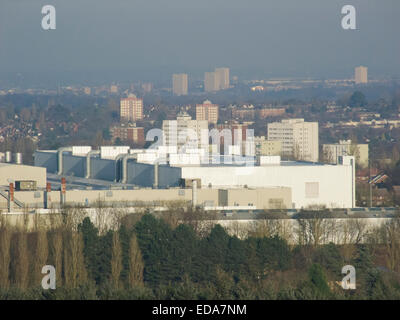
[14, 153, 23, 164]
[5, 151, 12, 163]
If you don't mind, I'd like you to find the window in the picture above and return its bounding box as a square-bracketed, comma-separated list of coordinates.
[269, 199, 284, 209]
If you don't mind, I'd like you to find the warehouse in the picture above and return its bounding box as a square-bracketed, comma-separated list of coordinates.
[33, 147, 355, 209]
[181, 156, 355, 209]
[0, 163, 46, 188]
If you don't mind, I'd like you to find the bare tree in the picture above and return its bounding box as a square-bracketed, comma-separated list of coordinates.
[63, 231, 87, 288]
[32, 230, 49, 287]
[14, 232, 29, 289]
[0, 227, 11, 288]
[380, 218, 400, 272]
[50, 230, 63, 288]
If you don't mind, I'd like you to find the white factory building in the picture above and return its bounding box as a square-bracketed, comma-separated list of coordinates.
[33, 143, 356, 209]
[181, 156, 355, 209]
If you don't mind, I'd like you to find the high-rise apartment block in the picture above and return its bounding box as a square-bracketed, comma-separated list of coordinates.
[204, 72, 218, 92]
[215, 67, 230, 90]
[355, 66, 368, 84]
[162, 112, 208, 150]
[267, 119, 319, 162]
[196, 100, 219, 124]
[172, 73, 188, 96]
[120, 94, 143, 122]
[204, 67, 230, 92]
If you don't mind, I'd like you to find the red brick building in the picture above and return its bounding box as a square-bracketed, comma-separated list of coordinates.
[110, 125, 145, 146]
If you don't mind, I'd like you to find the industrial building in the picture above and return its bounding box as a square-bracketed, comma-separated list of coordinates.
[0, 186, 291, 211]
[34, 147, 181, 188]
[180, 156, 355, 209]
[32, 146, 356, 209]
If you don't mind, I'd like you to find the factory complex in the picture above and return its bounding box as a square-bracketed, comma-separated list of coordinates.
[0, 145, 353, 211]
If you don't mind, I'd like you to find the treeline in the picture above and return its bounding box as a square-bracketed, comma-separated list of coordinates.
[1, 210, 400, 300]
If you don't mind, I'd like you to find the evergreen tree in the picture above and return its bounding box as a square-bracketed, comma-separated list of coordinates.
[78, 217, 99, 283]
[307, 263, 331, 298]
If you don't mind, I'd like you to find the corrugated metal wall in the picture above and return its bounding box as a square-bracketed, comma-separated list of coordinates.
[34, 151, 57, 173]
[34, 151, 182, 188]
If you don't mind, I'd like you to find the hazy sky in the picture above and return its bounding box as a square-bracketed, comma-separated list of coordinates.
[0, 0, 399, 85]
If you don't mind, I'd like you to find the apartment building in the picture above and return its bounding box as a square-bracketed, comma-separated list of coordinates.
[196, 100, 219, 124]
[120, 94, 143, 122]
[267, 119, 319, 162]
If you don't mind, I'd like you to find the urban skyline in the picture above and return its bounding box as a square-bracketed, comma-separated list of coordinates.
[0, 1, 399, 87]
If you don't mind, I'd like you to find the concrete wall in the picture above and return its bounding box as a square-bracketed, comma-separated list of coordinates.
[181, 163, 354, 209]
[226, 188, 291, 209]
[0, 187, 292, 210]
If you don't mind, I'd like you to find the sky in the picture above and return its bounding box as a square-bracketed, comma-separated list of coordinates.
[0, 0, 399, 86]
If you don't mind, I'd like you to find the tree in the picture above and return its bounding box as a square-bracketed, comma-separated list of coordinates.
[135, 214, 174, 286]
[349, 91, 367, 108]
[0, 228, 11, 289]
[32, 230, 49, 287]
[128, 235, 144, 288]
[204, 225, 230, 266]
[110, 232, 123, 289]
[49, 230, 63, 287]
[63, 231, 87, 288]
[312, 243, 343, 276]
[79, 218, 99, 274]
[13, 232, 29, 289]
[225, 236, 247, 277]
[308, 263, 331, 298]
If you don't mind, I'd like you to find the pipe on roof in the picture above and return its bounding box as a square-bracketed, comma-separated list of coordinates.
[57, 147, 73, 175]
[154, 161, 159, 189]
[121, 154, 138, 184]
[114, 153, 129, 182]
[85, 150, 101, 179]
